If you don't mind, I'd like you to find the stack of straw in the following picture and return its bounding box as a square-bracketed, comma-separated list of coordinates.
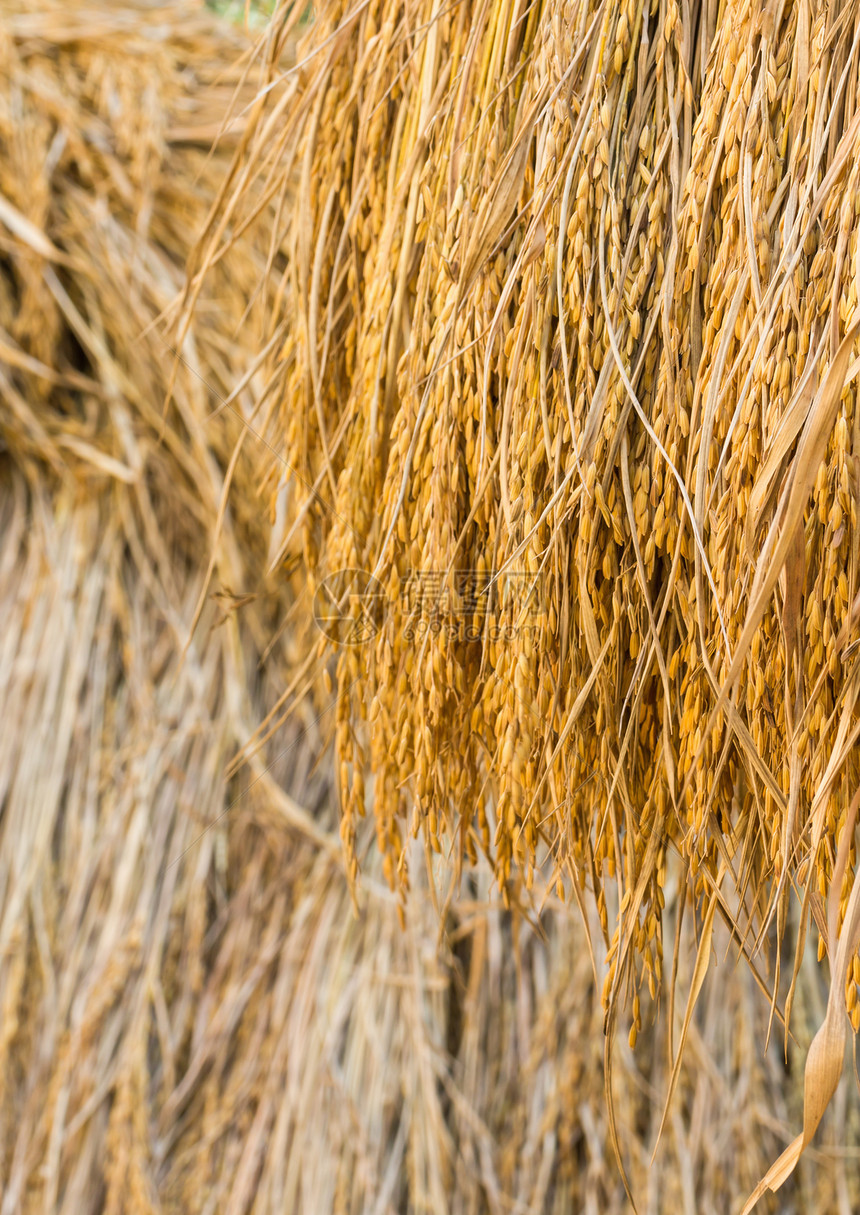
[1, 1, 857, 1211]
[194, 0, 860, 1202]
[0, 2, 326, 1209]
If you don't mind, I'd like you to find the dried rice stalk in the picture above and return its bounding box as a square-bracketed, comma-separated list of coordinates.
[0, 489, 851, 1213]
[6, 445, 851, 1214]
[198, 0, 860, 1199]
[1, 3, 858, 1211]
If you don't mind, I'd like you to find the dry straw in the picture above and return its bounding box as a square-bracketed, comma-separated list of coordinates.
[1, 3, 825, 1204]
[194, 0, 860, 1202]
[1, 0, 858, 1210]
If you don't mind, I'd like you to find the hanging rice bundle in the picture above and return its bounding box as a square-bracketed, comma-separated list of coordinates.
[191, 0, 860, 1201]
[0, 6, 828, 1195]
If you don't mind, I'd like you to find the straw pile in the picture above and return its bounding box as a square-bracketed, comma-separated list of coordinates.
[0, 2, 317, 1208]
[2, 1, 858, 1212]
[188, 0, 860, 1202]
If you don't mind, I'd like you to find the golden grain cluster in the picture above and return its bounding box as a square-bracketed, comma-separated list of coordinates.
[197, 0, 860, 1201]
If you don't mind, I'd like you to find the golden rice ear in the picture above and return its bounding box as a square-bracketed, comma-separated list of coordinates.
[198, 0, 860, 1199]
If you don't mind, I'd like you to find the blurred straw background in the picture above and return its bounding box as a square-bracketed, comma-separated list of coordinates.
[0, 1, 859, 1212]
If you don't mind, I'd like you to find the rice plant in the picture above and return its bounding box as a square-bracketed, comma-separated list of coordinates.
[190, 1, 860, 1204]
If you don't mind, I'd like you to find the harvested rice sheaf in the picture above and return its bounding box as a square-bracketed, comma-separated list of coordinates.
[198, 0, 860, 1200]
